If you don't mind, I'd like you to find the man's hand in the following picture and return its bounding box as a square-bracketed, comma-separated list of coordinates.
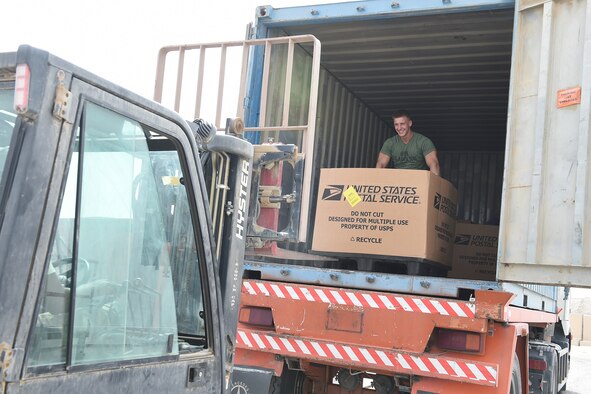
[425, 151, 440, 175]
[376, 152, 391, 168]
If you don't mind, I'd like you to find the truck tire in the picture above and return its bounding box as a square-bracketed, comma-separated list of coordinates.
[510, 353, 522, 394]
[549, 351, 559, 394]
[270, 368, 306, 394]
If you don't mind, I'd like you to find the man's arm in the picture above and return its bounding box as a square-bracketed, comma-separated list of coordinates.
[425, 151, 440, 175]
[376, 152, 391, 168]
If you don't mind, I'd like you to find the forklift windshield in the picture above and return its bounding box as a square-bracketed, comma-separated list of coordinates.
[0, 88, 15, 187]
[27, 102, 208, 369]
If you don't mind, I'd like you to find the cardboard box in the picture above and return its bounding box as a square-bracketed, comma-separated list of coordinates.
[448, 223, 499, 281]
[583, 315, 591, 341]
[311, 168, 457, 266]
[571, 313, 583, 343]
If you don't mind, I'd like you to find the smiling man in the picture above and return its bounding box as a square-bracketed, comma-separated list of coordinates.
[376, 109, 440, 175]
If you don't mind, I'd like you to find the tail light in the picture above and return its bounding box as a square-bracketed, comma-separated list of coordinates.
[437, 329, 483, 353]
[14, 64, 30, 113]
[529, 358, 548, 371]
[239, 306, 274, 328]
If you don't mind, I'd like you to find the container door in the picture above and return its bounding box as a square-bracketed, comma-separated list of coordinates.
[154, 35, 321, 244]
[499, 0, 591, 287]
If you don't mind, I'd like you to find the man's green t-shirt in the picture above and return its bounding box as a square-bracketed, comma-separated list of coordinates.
[380, 132, 436, 170]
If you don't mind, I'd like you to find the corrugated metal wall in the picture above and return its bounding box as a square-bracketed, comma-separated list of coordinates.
[260, 42, 391, 251]
[313, 69, 391, 170]
[498, 0, 591, 287]
[523, 284, 558, 301]
[265, 50, 509, 248]
[256, 1, 582, 289]
[278, 73, 508, 249]
[275, 7, 514, 152]
[268, 64, 391, 252]
[260, 27, 508, 260]
[262, 21, 510, 251]
[439, 151, 504, 225]
[302, 68, 391, 250]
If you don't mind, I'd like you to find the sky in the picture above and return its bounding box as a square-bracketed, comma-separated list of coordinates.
[1, 0, 338, 99]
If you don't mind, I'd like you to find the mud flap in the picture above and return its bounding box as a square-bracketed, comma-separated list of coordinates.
[231, 365, 274, 393]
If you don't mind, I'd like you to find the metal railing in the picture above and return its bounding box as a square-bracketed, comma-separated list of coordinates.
[154, 35, 321, 243]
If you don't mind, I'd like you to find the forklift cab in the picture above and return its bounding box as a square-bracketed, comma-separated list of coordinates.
[0, 46, 251, 393]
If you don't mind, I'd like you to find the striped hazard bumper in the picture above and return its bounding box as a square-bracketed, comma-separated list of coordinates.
[236, 329, 498, 387]
[243, 280, 475, 318]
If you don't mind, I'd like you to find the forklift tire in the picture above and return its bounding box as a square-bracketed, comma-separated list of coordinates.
[510, 353, 522, 394]
[270, 368, 306, 394]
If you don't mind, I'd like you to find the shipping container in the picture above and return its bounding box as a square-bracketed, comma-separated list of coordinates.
[246, 0, 591, 288]
[152, 0, 588, 391]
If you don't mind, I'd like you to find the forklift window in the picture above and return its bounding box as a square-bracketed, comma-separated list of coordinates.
[0, 88, 16, 190]
[27, 102, 207, 369]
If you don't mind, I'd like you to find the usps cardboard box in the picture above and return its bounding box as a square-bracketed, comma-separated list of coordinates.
[571, 313, 583, 344]
[448, 223, 499, 281]
[584, 315, 591, 341]
[311, 168, 457, 267]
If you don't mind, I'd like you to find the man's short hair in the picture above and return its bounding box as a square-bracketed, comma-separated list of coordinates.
[392, 109, 412, 120]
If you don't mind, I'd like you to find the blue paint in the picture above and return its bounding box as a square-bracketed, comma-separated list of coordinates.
[243, 19, 270, 144]
[255, 0, 514, 28]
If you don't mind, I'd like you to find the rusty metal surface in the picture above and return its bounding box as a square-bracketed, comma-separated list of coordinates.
[279, 67, 391, 252]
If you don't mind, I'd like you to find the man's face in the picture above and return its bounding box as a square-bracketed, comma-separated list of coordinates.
[393, 116, 412, 138]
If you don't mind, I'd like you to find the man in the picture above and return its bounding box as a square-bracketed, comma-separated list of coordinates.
[376, 110, 440, 175]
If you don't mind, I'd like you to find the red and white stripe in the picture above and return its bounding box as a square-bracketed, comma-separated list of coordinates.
[237, 329, 497, 386]
[242, 280, 475, 318]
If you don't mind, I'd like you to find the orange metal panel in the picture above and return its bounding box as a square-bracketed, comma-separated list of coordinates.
[326, 305, 363, 333]
[241, 280, 486, 353]
[515, 335, 529, 394]
[237, 279, 530, 390]
[506, 306, 558, 324]
[410, 323, 518, 393]
[235, 348, 284, 376]
[236, 327, 499, 387]
[244, 280, 476, 317]
[235, 321, 523, 391]
[474, 289, 557, 324]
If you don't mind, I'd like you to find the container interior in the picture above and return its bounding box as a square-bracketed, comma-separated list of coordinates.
[261, 7, 515, 244]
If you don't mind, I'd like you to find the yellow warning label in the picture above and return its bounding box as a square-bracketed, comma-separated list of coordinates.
[343, 186, 362, 207]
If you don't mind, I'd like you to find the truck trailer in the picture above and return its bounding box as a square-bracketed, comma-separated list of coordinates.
[152, 0, 591, 393]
